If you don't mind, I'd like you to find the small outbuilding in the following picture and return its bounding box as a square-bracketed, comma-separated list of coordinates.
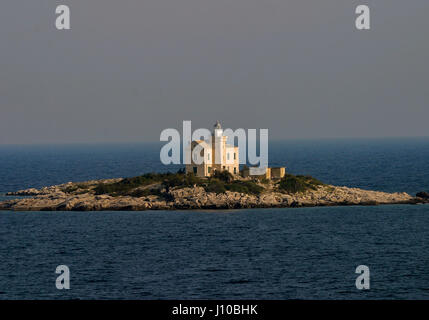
[241, 166, 286, 180]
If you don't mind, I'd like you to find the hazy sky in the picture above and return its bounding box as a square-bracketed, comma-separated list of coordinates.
[1, 0, 428, 144]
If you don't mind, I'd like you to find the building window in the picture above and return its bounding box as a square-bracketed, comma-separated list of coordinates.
[193, 167, 197, 174]
[234, 153, 236, 160]
[227, 153, 230, 160]
[208, 167, 211, 173]
[207, 153, 210, 161]
[234, 167, 237, 174]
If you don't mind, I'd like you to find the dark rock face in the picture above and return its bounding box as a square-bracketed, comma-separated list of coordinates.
[416, 191, 429, 199]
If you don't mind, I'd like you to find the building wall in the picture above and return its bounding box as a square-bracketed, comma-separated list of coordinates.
[241, 167, 285, 179]
[271, 167, 286, 179]
[186, 163, 209, 177]
[242, 167, 271, 179]
[222, 146, 239, 175]
[185, 140, 211, 177]
[186, 137, 239, 177]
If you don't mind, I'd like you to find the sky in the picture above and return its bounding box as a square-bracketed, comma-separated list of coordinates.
[1, 0, 429, 144]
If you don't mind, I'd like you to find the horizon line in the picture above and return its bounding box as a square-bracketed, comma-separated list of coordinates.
[1, 135, 429, 147]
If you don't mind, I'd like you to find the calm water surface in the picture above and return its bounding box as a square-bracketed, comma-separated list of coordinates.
[0, 138, 428, 299]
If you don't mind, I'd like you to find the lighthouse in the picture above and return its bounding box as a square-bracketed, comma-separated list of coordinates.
[185, 121, 239, 177]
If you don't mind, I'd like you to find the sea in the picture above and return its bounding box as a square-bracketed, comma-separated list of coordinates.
[0, 138, 428, 299]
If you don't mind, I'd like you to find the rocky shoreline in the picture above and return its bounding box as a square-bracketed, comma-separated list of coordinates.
[1, 177, 428, 211]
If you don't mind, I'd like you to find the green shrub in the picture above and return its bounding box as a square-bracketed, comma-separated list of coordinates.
[203, 179, 263, 195]
[225, 181, 264, 195]
[93, 170, 268, 197]
[94, 171, 207, 196]
[212, 170, 234, 183]
[162, 173, 204, 189]
[277, 174, 324, 194]
[94, 172, 173, 195]
[204, 179, 227, 194]
[94, 183, 114, 195]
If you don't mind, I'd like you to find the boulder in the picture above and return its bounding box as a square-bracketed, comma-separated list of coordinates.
[416, 191, 429, 199]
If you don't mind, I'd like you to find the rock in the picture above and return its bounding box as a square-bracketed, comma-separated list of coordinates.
[416, 191, 429, 199]
[0, 178, 418, 211]
[6, 188, 41, 196]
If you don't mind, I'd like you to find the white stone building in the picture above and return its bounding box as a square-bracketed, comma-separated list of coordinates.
[185, 121, 239, 177]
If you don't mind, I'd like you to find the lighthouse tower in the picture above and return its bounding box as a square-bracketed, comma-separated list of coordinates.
[213, 120, 223, 138]
[185, 121, 239, 177]
[212, 121, 227, 172]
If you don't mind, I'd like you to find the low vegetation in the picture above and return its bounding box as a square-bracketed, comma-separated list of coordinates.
[204, 179, 264, 195]
[93, 170, 265, 197]
[212, 170, 234, 183]
[94, 173, 162, 195]
[277, 174, 324, 194]
[62, 183, 89, 194]
[93, 172, 198, 196]
[64, 168, 325, 198]
[225, 180, 264, 195]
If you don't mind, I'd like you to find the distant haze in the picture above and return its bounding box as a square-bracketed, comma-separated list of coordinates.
[1, 0, 429, 144]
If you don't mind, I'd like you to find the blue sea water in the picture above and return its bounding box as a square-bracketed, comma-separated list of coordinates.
[0, 138, 429, 299]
